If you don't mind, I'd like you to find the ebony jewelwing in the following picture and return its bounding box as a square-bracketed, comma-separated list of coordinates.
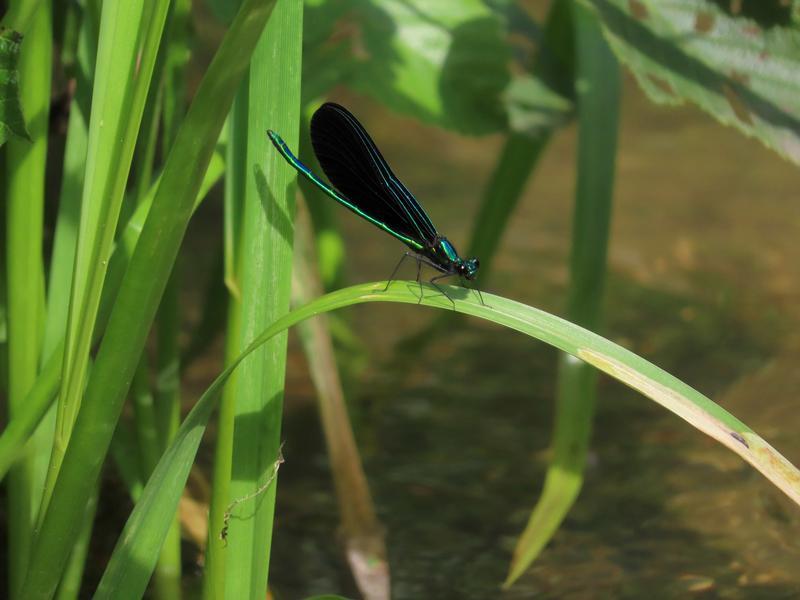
[268, 102, 483, 305]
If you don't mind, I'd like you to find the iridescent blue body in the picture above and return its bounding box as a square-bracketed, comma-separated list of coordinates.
[267, 102, 480, 298]
[422, 237, 479, 281]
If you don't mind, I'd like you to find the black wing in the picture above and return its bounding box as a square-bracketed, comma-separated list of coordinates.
[310, 103, 439, 246]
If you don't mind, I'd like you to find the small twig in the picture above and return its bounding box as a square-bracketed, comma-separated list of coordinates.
[219, 442, 285, 545]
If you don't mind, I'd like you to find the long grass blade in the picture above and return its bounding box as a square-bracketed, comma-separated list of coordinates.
[222, 85, 248, 300]
[44, 0, 171, 514]
[54, 489, 98, 600]
[152, 274, 183, 600]
[149, 46, 190, 600]
[41, 9, 101, 598]
[98, 280, 800, 600]
[42, 0, 99, 363]
[202, 79, 248, 600]
[505, 2, 621, 586]
[223, 0, 303, 595]
[3, 2, 51, 595]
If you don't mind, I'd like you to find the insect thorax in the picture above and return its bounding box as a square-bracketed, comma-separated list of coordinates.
[421, 237, 462, 273]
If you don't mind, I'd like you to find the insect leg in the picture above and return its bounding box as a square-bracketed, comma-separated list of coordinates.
[413, 255, 451, 304]
[462, 279, 488, 307]
[429, 273, 457, 310]
[475, 287, 487, 307]
[383, 252, 414, 292]
[414, 256, 425, 303]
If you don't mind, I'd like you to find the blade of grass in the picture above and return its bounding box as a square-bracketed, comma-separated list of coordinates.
[149, 225, 184, 589]
[20, 1, 276, 595]
[127, 3, 193, 595]
[39, 8, 101, 597]
[44, 0, 171, 514]
[180, 249, 228, 372]
[97, 281, 800, 599]
[54, 489, 98, 600]
[223, 0, 303, 594]
[222, 86, 248, 300]
[42, 0, 99, 363]
[4, 2, 51, 596]
[201, 276, 242, 598]
[505, 2, 620, 586]
[293, 196, 389, 598]
[153, 270, 183, 600]
[202, 79, 248, 600]
[0, 346, 61, 482]
[109, 419, 145, 501]
[131, 358, 161, 473]
[160, 0, 190, 148]
[0, 150, 224, 484]
[128, 33, 167, 213]
[130, 346, 182, 600]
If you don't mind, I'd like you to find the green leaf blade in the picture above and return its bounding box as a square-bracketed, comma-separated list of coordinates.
[45, 0, 171, 514]
[586, 0, 800, 164]
[3, 3, 52, 594]
[101, 282, 800, 600]
[222, 0, 303, 595]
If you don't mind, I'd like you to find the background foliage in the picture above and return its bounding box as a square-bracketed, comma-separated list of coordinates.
[0, 0, 798, 597]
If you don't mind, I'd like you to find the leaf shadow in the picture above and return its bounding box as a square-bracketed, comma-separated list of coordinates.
[253, 164, 294, 248]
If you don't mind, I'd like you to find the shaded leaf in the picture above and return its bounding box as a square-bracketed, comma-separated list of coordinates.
[304, 0, 351, 46]
[0, 27, 30, 144]
[585, 0, 800, 164]
[501, 0, 576, 137]
[301, 0, 576, 137]
[505, 75, 573, 137]
[203, 0, 241, 24]
[351, 0, 511, 134]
